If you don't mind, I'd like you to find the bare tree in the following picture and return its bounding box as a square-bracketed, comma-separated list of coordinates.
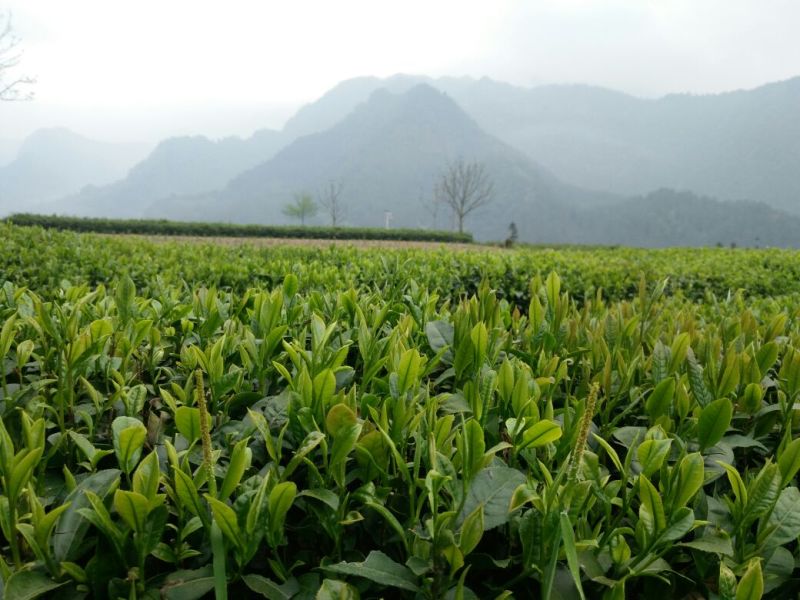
[0, 12, 35, 101]
[434, 158, 494, 234]
[319, 179, 347, 227]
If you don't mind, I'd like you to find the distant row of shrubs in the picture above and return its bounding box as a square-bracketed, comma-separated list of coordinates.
[5, 214, 474, 243]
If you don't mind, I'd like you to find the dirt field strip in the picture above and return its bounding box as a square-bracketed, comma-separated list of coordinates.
[103, 233, 500, 252]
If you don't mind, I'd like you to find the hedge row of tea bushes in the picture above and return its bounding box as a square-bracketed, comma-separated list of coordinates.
[4, 214, 474, 243]
[0, 223, 799, 598]
[3, 223, 800, 303]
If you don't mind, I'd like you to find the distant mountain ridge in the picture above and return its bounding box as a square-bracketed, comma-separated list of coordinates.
[145, 84, 610, 241]
[0, 128, 148, 215]
[282, 74, 800, 213]
[51, 129, 287, 218]
[0, 138, 19, 167]
[17, 73, 800, 246]
[142, 85, 800, 247]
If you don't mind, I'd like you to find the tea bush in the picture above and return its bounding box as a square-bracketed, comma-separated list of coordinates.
[0, 224, 798, 598]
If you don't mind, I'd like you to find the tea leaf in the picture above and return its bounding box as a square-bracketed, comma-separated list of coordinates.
[112, 416, 147, 475]
[735, 560, 763, 600]
[697, 398, 733, 451]
[458, 466, 527, 530]
[323, 551, 419, 592]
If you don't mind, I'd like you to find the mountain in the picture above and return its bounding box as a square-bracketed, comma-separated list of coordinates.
[572, 189, 800, 248]
[146, 85, 611, 240]
[450, 78, 800, 214]
[147, 85, 800, 246]
[282, 74, 800, 213]
[0, 128, 148, 215]
[0, 138, 19, 167]
[50, 129, 287, 218]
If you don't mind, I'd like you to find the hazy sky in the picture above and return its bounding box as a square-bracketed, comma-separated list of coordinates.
[3, 0, 799, 144]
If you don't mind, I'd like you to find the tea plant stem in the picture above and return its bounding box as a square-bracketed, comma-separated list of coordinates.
[8, 503, 20, 567]
[195, 369, 216, 497]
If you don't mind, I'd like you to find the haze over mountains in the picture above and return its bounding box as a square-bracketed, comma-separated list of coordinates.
[3, 74, 800, 246]
[54, 129, 287, 218]
[0, 128, 148, 215]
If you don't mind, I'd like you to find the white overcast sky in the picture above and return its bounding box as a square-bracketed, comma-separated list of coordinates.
[2, 0, 799, 144]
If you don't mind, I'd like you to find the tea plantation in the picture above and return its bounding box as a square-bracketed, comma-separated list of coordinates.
[1, 223, 799, 599]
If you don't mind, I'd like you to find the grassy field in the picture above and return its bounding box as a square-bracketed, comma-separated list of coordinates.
[0, 223, 798, 599]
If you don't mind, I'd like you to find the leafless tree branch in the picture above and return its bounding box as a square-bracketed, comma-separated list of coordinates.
[0, 11, 35, 101]
[318, 179, 347, 227]
[434, 158, 494, 234]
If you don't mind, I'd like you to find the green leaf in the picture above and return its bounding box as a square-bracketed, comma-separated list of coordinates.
[756, 342, 779, 375]
[113, 489, 149, 533]
[300, 488, 340, 512]
[637, 439, 672, 477]
[668, 333, 691, 374]
[463, 419, 486, 480]
[545, 271, 561, 311]
[242, 575, 300, 599]
[112, 416, 147, 475]
[458, 466, 527, 530]
[735, 560, 763, 600]
[326, 404, 358, 437]
[742, 464, 780, 527]
[764, 547, 794, 594]
[175, 406, 202, 444]
[459, 504, 484, 556]
[697, 398, 733, 451]
[3, 569, 67, 600]
[719, 462, 748, 505]
[282, 273, 299, 298]
[313, 369, 336, 406]
[719, 564, 737, 599]
[8, 447, 43, 501]
[218, 438, 251, 501]
[206, 496, 242, 550]
[520, 419, 562, 449]
[133, 450, 161, 501]
[678, 534, 734, 556]
[68, 431, 113, 469]
[559, 512, 586, 600]
[651, 341, 670, 384]
[115, 274, 136, 324]
[53, 469, 121, 562]
[687, 349, 713, 408]
[160, 566, 216, 600]
[283, 431, 325, 480]
[268, 481, 297, 545]
[717, 358, 740, 398]
[639, 474, 666, 535]
[645, 378, 675, 420]
[396, 349, 421, 395]
[173, 468, 207, 524]
[764, 487, 800, 547]
[316, 579, 360, 600]
[658, 507, 695, 544]
[322, 551, 419, 592]
[672, 453, 704, 508]
[777, 437, 800, 487]
[426, 320, 453, 355]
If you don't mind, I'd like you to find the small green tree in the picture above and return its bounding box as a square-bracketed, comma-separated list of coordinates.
[282, 193, 318, 226]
